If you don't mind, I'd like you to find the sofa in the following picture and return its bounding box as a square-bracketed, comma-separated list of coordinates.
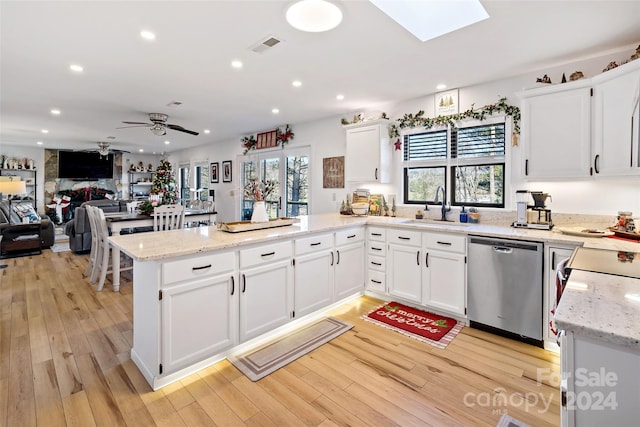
[0, 200, 55, 255]
[64, 199, 131, 254]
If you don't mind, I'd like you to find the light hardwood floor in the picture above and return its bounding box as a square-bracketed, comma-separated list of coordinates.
[0, 249, 560, 427]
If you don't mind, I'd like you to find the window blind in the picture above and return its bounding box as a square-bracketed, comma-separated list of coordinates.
[403, 129, 448, 161]
[452, 123, 505, 159]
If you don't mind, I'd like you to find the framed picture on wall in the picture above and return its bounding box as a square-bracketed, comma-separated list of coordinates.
[222, 160, 232, 183]
[210, 162, 219, 183]
[435, 88, 459, 116]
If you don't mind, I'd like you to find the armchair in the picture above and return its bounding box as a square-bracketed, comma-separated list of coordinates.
[0, 200, 55, 257]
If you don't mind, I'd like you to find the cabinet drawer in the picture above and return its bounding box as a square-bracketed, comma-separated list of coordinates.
[335, 228, 364, 246]
[367, 226, 386, 242]
[368, 254, 385, 271]
[388, 229, 422, 246]
[368, 241, 387, 256]
[162, 251, 235, 286]
[294, 233, 333, 256]
[367, 269, 385, 292]
[240, 241, 292, 269]
[423, 232, 466, 253]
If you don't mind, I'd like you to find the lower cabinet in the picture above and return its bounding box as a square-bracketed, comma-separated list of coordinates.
[294, 233, 334, 318]
[387, 229, 422, 303]
[422, 233, 467, 316]
[334, 228, 365, 300]
[239, 241, 294, 342]
[366, 226, 387, 293]
[161, 274, 237, 374]
[546, 245, 576, 346]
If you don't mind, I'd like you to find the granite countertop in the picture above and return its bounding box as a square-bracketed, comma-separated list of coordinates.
[109, 212, 640, 262]
[554, 269, 640, 351]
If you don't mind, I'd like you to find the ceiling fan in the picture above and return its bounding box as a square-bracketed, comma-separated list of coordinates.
[79, 142, 130, 158]
[119, 113, 199, 136]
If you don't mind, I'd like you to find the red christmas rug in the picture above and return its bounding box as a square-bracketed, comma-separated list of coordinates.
[362, 301, 463, 349]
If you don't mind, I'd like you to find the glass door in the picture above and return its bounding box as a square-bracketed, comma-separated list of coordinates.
[240, 160, 257, 221]
[260, 156, 281, 219]
[286, 154, 309, 216]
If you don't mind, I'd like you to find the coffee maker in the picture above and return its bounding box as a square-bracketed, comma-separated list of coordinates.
[513, 190, 553, 230]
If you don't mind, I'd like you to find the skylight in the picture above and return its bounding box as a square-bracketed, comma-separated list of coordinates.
[369, 0, 489, 42]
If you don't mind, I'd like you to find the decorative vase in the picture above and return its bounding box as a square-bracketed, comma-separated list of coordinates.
[251, 200, 269, 223]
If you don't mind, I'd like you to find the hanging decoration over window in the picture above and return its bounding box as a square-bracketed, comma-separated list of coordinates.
[241, 124, 295, 154]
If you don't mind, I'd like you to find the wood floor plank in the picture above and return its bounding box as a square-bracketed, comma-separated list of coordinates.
[256, 374, 328, 426]
[176, 401, 217, 427]
[198, 365, 260, 421]
[61, 390, 97, 427]
[7, 330, 36, 427]
[0, 377, 8, 427]
[181, 376, 246, 426]
[232, 375, 305, 425]
[32, 359, 66, 427]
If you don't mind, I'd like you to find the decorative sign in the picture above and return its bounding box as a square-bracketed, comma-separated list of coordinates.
[322, 156, 344, 188]
[256, 129, 278, 150]
[435, 89, 459, 116]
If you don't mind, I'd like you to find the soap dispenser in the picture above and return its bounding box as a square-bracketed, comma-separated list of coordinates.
[459, 206, 468, 223]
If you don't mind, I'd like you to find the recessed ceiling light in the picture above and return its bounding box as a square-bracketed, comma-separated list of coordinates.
[41, 129, 49, 134]
[231, 60, 243, 69]
[164, 140, 171, 145]
[292, 80, 302, 87]
[286, 0, 343, 33]
[203, 129, 210, 134]
[139, 149, 144, 153]
[69, 64, 84, 72]
[369, 0, 489, 42]
[436, 84, 447, 90]
[140, 30, 156, 40]
[50, 109, 61, 115]
[272, 108, 280, 114]
[336, 94, 344, 100]
[37, 141, 43, 145]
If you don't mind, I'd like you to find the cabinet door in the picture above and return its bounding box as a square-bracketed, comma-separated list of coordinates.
[239, 259, 293, 342]
[387, 243, 422, 303]
[334, 241, 365, 300]
[294, 249, 334, 318]
[345, 122, 390, 183]
[161, 274, 236, 375]
[592, 66, 640, 175]
[522, 87, 591, 178]
[423, 250, 466, 315]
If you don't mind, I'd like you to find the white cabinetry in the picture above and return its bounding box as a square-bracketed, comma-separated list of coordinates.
[366, 226, 387, 293]
[344, 120, 391, 183]
[293, 233, 334, 318]
[591, 61, 640, 175]
[387, 229, 422, 303]
[520, 83, 592, 179]
[160, 251, 237, 376]
[545, 245, 576, 348]
[334, 228, 365, 300]
[422, 233, 467, 316]
[239, 241, 293, 342]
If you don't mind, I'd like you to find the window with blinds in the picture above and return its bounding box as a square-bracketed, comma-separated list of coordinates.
[402, 121, 506, 207]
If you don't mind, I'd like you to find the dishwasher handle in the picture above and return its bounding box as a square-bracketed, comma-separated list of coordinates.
[493, 246, 513, 254]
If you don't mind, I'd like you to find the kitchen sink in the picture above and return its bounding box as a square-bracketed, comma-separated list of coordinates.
[405, 219, 470, 227]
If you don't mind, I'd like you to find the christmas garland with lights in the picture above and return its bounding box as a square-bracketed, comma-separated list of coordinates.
[242, 124, 295, 154]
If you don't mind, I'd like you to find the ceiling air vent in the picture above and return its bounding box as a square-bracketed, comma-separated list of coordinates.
[251, 35, 282, 53]
[167, 101, 183, 108]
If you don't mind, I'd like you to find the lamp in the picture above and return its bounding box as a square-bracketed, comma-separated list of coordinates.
[286, 0, 343, 32]
[150, 123, 167, 136]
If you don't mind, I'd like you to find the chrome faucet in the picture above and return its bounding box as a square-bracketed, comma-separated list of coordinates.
[433, 185, 451, 221]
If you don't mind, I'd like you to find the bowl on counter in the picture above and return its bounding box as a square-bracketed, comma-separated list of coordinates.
[351, 202, 369, 216]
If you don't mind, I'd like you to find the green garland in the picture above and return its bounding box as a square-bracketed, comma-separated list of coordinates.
[388, 97, 520, 139]
[241, 124, 295, 155]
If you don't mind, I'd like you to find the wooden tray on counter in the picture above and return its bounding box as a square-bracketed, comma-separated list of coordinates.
[216, 217, 300, 233]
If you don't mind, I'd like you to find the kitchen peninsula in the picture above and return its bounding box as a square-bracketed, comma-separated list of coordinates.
[109, 213, 640, 390]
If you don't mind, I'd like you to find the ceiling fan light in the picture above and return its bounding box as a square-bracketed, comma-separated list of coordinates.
[150, 124, 167, 136]
[286, 0, 343, 33]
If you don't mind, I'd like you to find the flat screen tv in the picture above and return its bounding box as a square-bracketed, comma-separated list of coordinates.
[58, 151, 114, 179]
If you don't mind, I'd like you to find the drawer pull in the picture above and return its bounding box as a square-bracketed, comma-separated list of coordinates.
[371, 247, 382, 251]
[371, 261, 382, 266]
[242, 274, 246, 293]
[347, 234, 356, 239]
[371, 279, 382, 284]
[192, 264, 212, 271]
[310, 242, 322, 246]
[416, 250, 420, 265]
[398, 236, 410, 240]
[336, 250, 340, 265]
[330, 251, 334, 266]
[371, 233, 382, 237]
[230, 276, 235, 295]
[425, 253, 429, 268]
[261, 252, 275, 257]
[436, 241, 452, 246]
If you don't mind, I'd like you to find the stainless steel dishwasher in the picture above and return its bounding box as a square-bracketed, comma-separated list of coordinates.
[467, 236, 543, 343]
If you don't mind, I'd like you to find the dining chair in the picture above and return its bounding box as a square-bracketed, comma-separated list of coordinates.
[83, 205, 100, 282]
[153, 204, 185, 231]
[91, 205, 132, 291]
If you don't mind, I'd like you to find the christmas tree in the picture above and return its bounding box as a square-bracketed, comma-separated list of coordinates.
[150, 159, 177, 204]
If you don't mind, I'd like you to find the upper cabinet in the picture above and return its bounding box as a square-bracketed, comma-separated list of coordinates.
[519, 59, 640, 179]
[344, 120, 392, 183]
[520, 83, 592, 179]
[591, 61, 640, 176]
